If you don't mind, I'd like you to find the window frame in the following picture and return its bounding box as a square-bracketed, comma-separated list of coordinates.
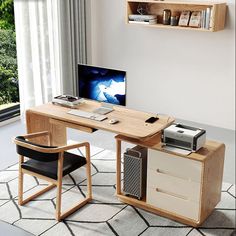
[0, 104, 20, 122]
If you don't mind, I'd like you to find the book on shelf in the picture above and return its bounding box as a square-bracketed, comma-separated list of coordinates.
[201, 7, 212, 30]
[205, 7, 211, 29]
[189, 11, 201, 28]
[209, 7, 214, 29]
[128, 14, 157, 21]
[201, 10, 206, 28]
[178, 11, 191, 27]
[128, 19, 157, 25]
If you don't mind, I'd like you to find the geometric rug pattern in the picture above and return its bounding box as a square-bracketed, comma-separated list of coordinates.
[0, 145, 235, 236]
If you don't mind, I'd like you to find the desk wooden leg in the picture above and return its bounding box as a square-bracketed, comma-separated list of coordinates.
[26, 110, 50, 145]
[116, 139, 121, 195]
[49, 119, 67, 146]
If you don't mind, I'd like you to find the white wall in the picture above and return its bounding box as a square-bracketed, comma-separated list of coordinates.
[87, 0, 235, 130]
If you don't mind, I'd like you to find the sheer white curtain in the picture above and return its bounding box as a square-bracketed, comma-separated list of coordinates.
[14, 0, 87, 118]
[14, 0, 62, 117]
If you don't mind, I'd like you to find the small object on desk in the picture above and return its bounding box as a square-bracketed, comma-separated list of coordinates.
[163, 145, 192, 155]
[52, 95, 83, 108]
[67, 109, 107, 121]
[93, 106, 113, 115]
[162, 123, 206, 152]
[145, 116, 159, 123]
[109, 119, 119, 124]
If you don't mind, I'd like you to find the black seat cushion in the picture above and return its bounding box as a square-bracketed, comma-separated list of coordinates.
[21, 152, 87, 180]
[15, 136, 59, 162]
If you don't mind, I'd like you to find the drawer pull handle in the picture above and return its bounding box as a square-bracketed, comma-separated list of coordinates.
[156, 168, 192, 182]
[155, 187, 189, 201]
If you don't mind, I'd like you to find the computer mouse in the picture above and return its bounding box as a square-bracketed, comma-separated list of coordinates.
[109, 119, 119, 124]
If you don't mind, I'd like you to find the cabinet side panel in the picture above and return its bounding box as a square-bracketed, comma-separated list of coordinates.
[213, 4, 226, 31]
[200, 144, 225, 223]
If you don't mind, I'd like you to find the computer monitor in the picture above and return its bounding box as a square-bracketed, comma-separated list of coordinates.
[78, 64, 126, 111]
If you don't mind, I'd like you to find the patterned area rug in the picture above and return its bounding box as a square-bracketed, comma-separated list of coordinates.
[0, 145, 235, 236]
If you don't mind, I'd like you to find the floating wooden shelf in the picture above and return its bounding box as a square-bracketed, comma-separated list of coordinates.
[126, 0, 227, 32]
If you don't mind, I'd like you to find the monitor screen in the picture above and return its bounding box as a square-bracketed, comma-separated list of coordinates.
[78, 64, 126, 106]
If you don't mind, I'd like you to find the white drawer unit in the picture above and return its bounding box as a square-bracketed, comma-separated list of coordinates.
[116, 134, 225, 227]
[147, 169, 201, 202]
[147, 149, 202, 221]
[147, 187, 200, 220]
[148, 149, 202, 182]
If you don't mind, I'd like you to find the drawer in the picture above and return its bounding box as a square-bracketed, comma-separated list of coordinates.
[148, 149, 202, 182]
[147, 169, 201, 202]
[147, 187, 200, 221]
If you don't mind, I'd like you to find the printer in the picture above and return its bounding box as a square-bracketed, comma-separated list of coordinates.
[162, 123, 206, 152]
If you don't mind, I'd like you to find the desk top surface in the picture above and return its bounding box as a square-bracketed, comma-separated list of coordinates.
[27, 101, 175, 139]
[115, 134, 225, 162]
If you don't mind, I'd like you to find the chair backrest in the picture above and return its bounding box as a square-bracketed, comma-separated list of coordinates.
[15, 136, 59, 162]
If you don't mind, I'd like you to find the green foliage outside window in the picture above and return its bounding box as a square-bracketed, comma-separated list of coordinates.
[0, 0, 18, 105]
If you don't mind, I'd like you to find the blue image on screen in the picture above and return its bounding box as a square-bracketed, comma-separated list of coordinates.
[78, 65, 126, 106]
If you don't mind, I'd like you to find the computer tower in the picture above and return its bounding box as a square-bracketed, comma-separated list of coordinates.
[123, 146, 147, 200]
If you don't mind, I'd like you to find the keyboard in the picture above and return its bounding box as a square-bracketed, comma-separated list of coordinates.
[67, 109, 107, 121]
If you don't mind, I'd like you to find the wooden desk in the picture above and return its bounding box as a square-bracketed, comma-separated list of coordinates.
[26, 101, 174, 213]
[26, 100, 174, 145]
[25, 101, 225, 227]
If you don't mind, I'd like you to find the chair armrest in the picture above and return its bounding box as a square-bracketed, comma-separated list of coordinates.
[14, 138, 54, 153]
[14, 138, 89, 154]
[12, 131, 50, 147]
[55, 142, 90, 152]
[21, 131, 50, 140]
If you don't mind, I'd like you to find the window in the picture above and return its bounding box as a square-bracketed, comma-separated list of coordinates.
[0, 0, 20, 121]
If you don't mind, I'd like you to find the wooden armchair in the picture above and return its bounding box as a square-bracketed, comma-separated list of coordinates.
[14, 131, 92, 221]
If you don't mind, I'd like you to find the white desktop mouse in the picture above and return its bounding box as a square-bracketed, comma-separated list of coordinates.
[109, 119, 119, 124]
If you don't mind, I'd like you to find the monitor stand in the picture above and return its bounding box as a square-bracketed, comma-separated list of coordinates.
[93, 102, 114, 115]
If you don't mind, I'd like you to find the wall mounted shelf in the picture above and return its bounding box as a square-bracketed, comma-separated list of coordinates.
[126, 0, 227, 32]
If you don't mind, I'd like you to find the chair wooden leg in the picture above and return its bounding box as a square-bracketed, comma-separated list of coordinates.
[55, 145, 92, 221]
[59, 197, 91, 220]
[85, 144, 92, 199]
[56, 153, 64, 221]
[18, 155, 24, 205]
[21, 184, 56, 205]
[18, 155, 56, 205]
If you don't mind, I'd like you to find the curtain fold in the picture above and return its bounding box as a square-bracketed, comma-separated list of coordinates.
[14, 0, 62, 116]
[14, 0, 87, 119]
[60, 0, 87, 95]
[73, 0, 87, 95]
